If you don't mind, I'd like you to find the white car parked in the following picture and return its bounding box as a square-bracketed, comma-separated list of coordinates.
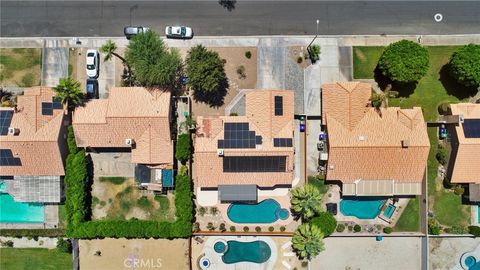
[86, 49, 99, 79]
[165, 26, 193, 39]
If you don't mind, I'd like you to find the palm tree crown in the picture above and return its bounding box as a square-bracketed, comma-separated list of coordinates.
[291, 184, 322, 220]
[292, 223, 325, 260]
[53, 77, 83, 111]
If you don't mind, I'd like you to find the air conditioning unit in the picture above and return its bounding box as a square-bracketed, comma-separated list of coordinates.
[125, 138, 135, 146]
[8, 127, 19, 136]
[217, 149, 224, 156]
[320, 153, 329, 161]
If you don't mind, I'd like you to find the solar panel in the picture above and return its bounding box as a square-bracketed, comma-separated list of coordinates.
[274, 96, 283, 116]
[274, 138, 293, 147]
[0, 149, 21, 166]
[52, 97, 63, 110]
[41, 102, 53, 115]
[218, 122, 260, 149]
[223, 156, 287, 172]
[0, 110, 14, 136]
[463, 119, 480, 138]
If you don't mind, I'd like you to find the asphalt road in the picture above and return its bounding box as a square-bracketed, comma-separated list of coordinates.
[1, 1, 479, 37]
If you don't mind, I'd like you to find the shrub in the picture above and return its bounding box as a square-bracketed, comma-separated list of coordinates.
[99, 176, 127, 185]
[193, 222, 200, 232]
[255, 226, 262, 232]
[219, 223, 226, 232]
[297, 56, 303, 64]
[198, 207, 206, 216]
[383, 227, 393, 234]
[353, 224, 361, 233]
[268, 226, 275, 232]
[309, 45, 321, 61]
[348, 225, 353, 231]
[230, 226, 236, 232]
[378, 40, 429, 83]
[429, 218, 442, 235]
[206, 222, 215, 231]
[449, 44, 480, 88]
[229, 112, 238, 116]
[243, 226, 250, 232]
[454, 185, 465, 196]
[236, 65, 246, 79]
[56, 238, 72, 253]
[179, 165, 188, 176]
[210, 207, 218, 216]
[449, 225, 468, 234]
[438, 102, 451, 115]
[175, 133, 191, 162]
[0, 229, 65, 238]
[309, 212, 337, 237]
[443, 177, 452, 189]
[336, 224, 345, 233]
[245, 51, 252, 59]
[137, 196, 151, 209]
[1, 240, 14, 247]
[67, 126, 78, 154]
[280, 226, 286, 232]
[436, 145, 448, 165]
[469, 226, 480, 237]
[21, 73, 35, 87]
[301, 261, 309, 267]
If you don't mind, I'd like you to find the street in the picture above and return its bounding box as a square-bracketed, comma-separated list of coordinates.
[1, 1, 480, 37]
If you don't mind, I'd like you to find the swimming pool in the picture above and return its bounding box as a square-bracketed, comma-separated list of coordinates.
[220, 240, 271, 264]
[340, 197, 386, 219]
[0, 194, 45, 223]
[383, 204, 396, 218]
[227, 199, 289, 223]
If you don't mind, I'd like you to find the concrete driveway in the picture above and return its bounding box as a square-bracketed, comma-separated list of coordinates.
[74, 48, 116, 98]
[89, 152, 135, 177]
[311, 237, 423, 270]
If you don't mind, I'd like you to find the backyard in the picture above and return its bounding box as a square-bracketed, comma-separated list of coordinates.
[0, 48, 42, 87]
[91, 177, 175, 221]
[0, 248, 72, 270]
[353, 45, 472, 229]
[393, 197, 420, 232]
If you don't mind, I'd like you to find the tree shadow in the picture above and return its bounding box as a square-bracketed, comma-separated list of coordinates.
[193, 78, 229, 108]
[373, 65, 391, 91]
[439, 64, 478, 100]
[373, 65, 416, 98]
[218, 0, 236, 11]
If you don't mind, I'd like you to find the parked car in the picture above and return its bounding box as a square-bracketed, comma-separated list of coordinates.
[86, 49, 99, 78]
[299, 116, 306, 132]
[439, 124, 447, 139]
[86, 79, 99, 99]
[165, 26, 193, 39]
[124, 26, 150, 40]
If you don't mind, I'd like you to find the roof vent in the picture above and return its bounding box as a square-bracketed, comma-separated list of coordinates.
[125, 138, 135, 146]
[402, 140, 409, 148]
[217, 149, 224, 156]
[329, 164, 334, 170]
[359, 135, 366, 141]
[8, 127, 19, 136]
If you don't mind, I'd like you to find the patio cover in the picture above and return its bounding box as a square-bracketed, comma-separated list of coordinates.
[469, 184, 480, 202]
[342, 180, 421, 196]
[218, 184, 257, 202]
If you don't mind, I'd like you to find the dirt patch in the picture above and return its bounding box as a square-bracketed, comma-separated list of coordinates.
[0, 48, 42, 87]
[289, 46, 311, 69]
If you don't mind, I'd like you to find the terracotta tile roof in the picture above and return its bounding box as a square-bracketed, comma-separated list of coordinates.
[194, 90, 295, 188]
[0, 87, 66, 176]
[323, 82, 430, 185]
[72, 87, 173, 165]
[450, 103, 480, 183]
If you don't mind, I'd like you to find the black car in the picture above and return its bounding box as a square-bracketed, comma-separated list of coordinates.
[86, 79, 99, 99]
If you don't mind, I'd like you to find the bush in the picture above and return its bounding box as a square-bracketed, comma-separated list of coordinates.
[243, 226, 250, 232]
[383, 227, 393, 234]
[137, 196, 151, 209]
[210, 207, 218, 216]
[309, 45, 321, 61]
[301, 261, 309, 267]
[175, 133, 191, 162]
[229, 112, 238, 116]
[353, 224, 361, 233]
[219, 223, 226, 232]
[309, 212, 337, 237]
[297, 56, 303, 64]
[469, 226, 480, 237]
[449, 44, 480, 88]
[429, 218, 442, 235]
[230, 226, 236, 232]
[454, 185, 465, 196]
[336, 224, 345, 233]
[236, 65, 246, 79]
[378, 40, 429, 83]
[67, 126, 78, 154]
[268, 226, 275, 232]
[21, 73, 35, 87]
[438, 102, 451, 115]
[245, 51, 252, 59]
[193, 222, 200, 232]
[280, 226, 286, 232]
[443, 177, 452, 189]
[436, 145, 448, 165]
[206, 222, 215, 231]
[1, 240, 13, 247]
[198, 207, 206, 216]
[179, 165, 188, 176]
[449, 225, 468, 234]
[56, 238, 72, 253]
[255, 226, 262, 232]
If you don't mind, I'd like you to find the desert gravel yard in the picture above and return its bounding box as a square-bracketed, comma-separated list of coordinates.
[430, 237, 480, 270]
[311, 237, 422, 270]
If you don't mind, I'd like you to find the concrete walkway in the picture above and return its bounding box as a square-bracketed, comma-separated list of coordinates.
[0, 236, 58, 249]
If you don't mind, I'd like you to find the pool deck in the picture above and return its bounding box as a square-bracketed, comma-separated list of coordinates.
[471, 205, 479, 226]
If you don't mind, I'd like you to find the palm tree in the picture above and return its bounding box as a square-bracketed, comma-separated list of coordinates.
[53, 77, 84, 111]
[100, 40, 133, 86]
[292, 223, 325, 260]
[0, 88, 15, 107]
[291, 184, 322, 220]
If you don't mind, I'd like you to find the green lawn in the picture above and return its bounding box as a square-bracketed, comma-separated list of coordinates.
[393, 197, 420, 232]
[58, 204, 67, 228]
[0, 248, 72, 270]
[353, 45, 472, 229]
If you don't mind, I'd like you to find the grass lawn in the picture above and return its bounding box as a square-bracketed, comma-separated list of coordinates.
[394, 197, 420, 232]
[352, 45, 472, 228]
[0, 248, 72, 270]
[58, 204, 67, 228]
[99, 176, 127, 185]
[0, 48, 42, 87]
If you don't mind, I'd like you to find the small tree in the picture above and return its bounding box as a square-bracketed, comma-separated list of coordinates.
[175, 133, 191, 162]
[383, 227, 393, 234]
[378, 40, 429, 83]
[309, 212, 337, 237]
[291, 184, 322, 221]
[198, 206, 206, 216]
[56, 238, 72, 253]
[449, 44, 480, 88]
[245, 51, 252, 59]
[100, 40, 133, 86]
[53, 77, 84, 111]
[353, 224, 362, 233]
[436, 145, 448, 165]
[292, 223, 325, 260]
[309, 45, 321, 62]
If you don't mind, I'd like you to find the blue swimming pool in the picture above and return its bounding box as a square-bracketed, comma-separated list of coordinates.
[221, 240, 271, 264]
[227, 199, 289, 223]
[384, 204, 396, 218]
[0, 193, 45, 223]
[340, 197, 386, 219]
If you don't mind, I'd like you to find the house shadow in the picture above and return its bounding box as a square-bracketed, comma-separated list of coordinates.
[439, 64, 478, 100]
[373, 65, 416, 98]
[193, 78, 229, 108]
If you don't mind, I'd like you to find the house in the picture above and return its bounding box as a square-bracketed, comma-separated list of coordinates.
[322, 82, 430, 196]
[0, 87, 67, 203]
[72, 87, 174, 191]
[448, 103, 480, 201]
[194, 90, 294, 203]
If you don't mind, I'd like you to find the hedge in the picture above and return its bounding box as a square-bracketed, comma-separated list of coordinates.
[175, 133, 191, 162]
[469, 226, 480, 237]
[309, 212, 337, 237]
[0, 229, 65, 237]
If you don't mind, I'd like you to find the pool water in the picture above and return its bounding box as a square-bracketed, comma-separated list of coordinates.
[0, 194, 45, 223]
[340, 197, 386, 219]
[227, 199, 289, 223]
[214, 241, 227, 253]
[383, 204, 396, 218]
[222, 240, 271, 264]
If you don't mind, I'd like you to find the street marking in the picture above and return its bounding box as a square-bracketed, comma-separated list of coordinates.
[434, 13, 443, 22]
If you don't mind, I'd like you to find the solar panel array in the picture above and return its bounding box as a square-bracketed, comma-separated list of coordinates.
[273, 138, 293, 147]
[223, 156, 287, 172]
[217, 122, 262, 149]
[41, 102, 53, 115]
[0, 149, 21, 166]
[274, 96, 283, 116]
[0, 110, 14, 135]
[463, 119, 480, 138]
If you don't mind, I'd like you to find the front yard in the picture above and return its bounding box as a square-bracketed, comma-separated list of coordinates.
[0, 248, 72, 270]
[0, 48, 42, 87]
[353, 45, 472, 230]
